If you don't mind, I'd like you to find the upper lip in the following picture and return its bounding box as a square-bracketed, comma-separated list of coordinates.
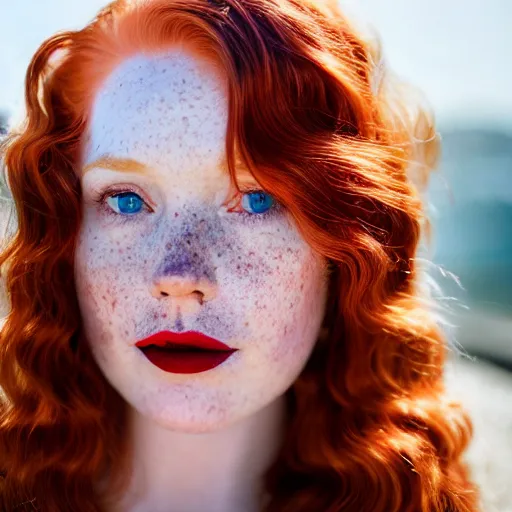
[135, 330, 237, 351]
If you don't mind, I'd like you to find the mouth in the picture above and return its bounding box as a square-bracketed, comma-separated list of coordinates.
[135, 330, 238, 374]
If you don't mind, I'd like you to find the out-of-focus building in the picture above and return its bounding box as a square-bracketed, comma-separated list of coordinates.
[430, 126, 512, 365]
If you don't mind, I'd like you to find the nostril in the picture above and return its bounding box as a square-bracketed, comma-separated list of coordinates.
[193, 290, 205, 305]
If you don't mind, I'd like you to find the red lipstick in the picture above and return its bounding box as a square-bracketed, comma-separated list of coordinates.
[135, 330, 238, 374]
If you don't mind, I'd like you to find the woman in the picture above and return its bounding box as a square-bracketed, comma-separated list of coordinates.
[0, 0, 480, 510]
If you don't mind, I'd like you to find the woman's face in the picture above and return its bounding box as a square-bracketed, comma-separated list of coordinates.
[74, 49, 329, 432]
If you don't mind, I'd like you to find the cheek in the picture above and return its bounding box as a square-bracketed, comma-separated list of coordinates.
[74, 222, 140, 326]
[227, 231, 328, 357]
[271, 256, 327, 359]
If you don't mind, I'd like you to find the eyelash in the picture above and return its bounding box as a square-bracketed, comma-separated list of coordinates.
[91, 184, 281, 221]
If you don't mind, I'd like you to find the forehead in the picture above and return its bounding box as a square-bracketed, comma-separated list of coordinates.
[82, 50, 229, 175]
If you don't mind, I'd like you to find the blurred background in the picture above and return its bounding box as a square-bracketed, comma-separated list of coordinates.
[0, 0, 511, 510]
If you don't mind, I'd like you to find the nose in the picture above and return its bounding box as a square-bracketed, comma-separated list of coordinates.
[150, 249, 218, 314]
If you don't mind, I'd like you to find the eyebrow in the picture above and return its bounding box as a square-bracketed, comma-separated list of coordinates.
[81, 154, 256, 181]
[81, 156, 151, 176]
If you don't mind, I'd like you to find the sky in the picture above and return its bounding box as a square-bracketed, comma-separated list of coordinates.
[0, 0, 511, 129]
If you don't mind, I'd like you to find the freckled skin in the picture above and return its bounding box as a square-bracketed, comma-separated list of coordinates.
[75, 49, 329, 433]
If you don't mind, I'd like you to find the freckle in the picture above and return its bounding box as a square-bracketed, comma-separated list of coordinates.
[153, 313, 158, 320]
[217, 252, 222, 257]
[124, 295, 128, 300]
[125, 330, 129, 336]
[144, 259, 147, 264]
[128, 256, 132, 260]
[110, 249, 114, 253]
[174, 212, 179, 217]
[244, 321, 249, 327]
[93, 236, 98, 240]
[112, 299, 117, 308]
[102, 295, 106, 300]
[300, 283, 304, 291]
[166, 243, 172, 250]
[186, 240, 191, 245]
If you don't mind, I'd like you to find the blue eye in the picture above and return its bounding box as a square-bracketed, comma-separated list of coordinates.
[106, 192, 144, 215]
[241, 191, 275, 214]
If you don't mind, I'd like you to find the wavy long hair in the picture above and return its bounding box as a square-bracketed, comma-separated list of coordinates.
[0, 0, 479, 510]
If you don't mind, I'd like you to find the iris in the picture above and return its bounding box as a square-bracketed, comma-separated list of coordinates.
[109, 192, 143, 215]
[241, 191, 274, 214]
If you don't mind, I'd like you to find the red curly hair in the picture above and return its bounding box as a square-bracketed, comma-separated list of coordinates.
[0, 0, 479, 510]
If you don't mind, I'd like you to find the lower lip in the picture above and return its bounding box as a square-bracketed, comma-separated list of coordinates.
[139, 347, 238, 374]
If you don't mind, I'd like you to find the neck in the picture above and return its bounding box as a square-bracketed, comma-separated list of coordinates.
[113, 395, 287, 512]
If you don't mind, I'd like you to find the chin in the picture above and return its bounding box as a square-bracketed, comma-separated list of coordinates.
[137, 400, 238, 434]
